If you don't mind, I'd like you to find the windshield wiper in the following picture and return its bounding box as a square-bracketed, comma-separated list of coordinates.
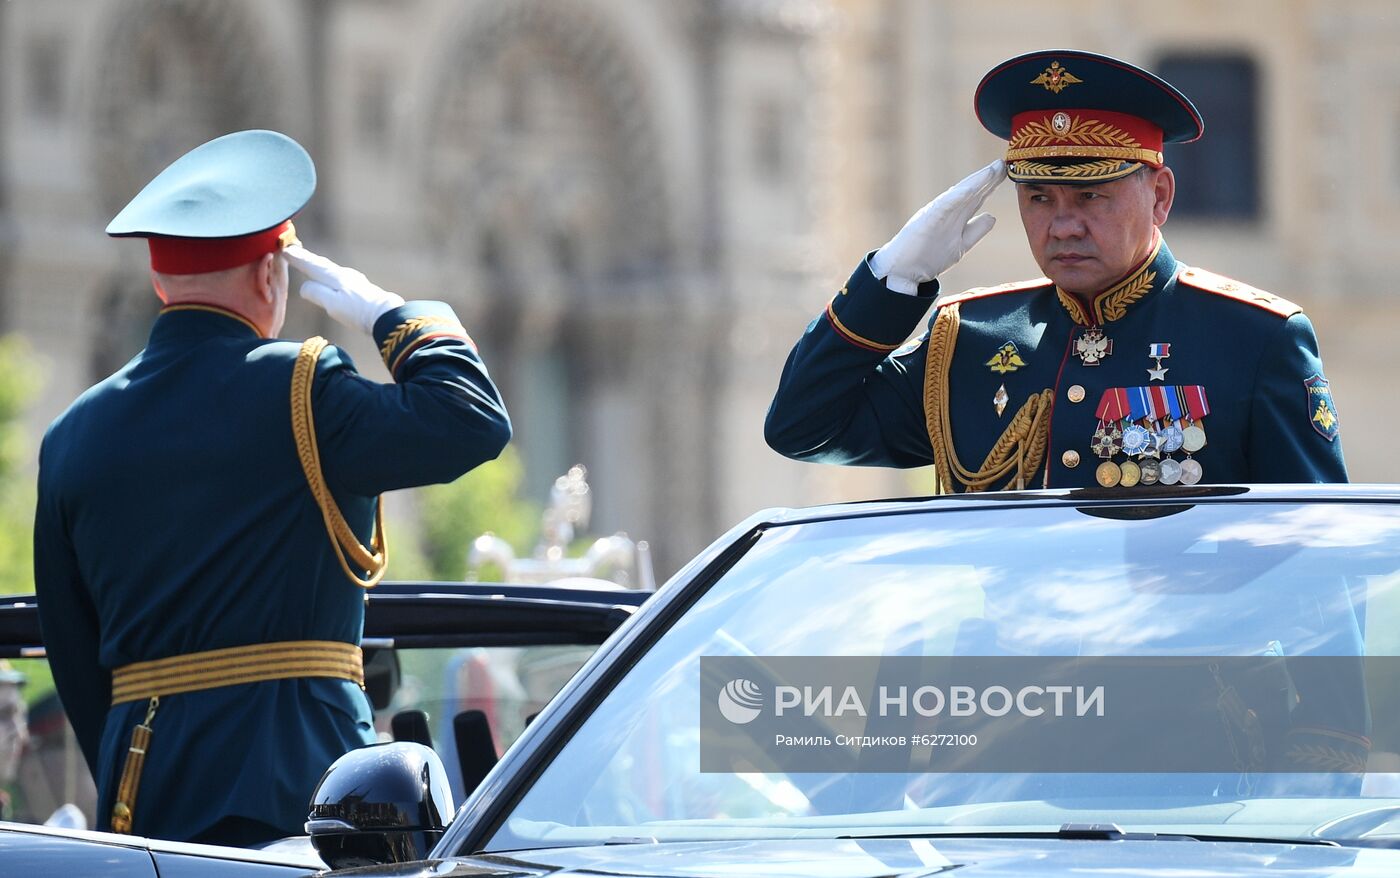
[841, 822, 1340, 847]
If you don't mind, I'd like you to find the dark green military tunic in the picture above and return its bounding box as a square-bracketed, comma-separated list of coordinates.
[34, 301, 510, 841]
[766, 238, 1346, 488]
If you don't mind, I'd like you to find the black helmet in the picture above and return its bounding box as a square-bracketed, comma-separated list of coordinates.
[306, 742, 456, 869]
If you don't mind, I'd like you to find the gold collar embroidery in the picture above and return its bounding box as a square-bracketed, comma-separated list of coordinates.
[1054, 239, 1162, 327]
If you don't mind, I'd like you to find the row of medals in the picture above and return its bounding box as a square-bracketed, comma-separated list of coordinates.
[1090, 418, 1206, 487]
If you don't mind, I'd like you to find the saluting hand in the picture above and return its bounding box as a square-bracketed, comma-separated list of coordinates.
[283, 244, 406, 335]
[870, 160, 1006, 295]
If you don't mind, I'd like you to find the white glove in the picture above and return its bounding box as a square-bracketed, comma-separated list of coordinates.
[869, 160, 1006, 295]
[283, 244, 406, 335]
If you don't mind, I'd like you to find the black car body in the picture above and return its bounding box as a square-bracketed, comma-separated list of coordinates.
[412, 485, 1400, 877]
[0, 582, 649, 874]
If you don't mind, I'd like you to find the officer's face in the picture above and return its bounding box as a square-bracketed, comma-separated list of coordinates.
[1016, 166, 1175, 294]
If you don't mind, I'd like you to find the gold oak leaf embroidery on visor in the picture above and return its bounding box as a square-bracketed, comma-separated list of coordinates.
[1010, 115, 1143, 151]
[1006, 115, 1163, 166]
[1010, 159, 1141, 181]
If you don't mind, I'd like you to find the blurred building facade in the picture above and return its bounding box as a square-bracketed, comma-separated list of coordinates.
[1, 0, 1398, 570]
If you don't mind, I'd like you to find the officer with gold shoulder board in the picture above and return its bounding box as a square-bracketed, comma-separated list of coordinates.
[34, 130, 511, 845]
[766, 50, 1346, 490]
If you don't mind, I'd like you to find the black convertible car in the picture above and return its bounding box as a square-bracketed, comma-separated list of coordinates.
[0, 581, 647, 873]
[8, 484, 1400, 877]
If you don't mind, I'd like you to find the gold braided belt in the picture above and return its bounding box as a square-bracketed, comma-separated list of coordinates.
[108, 640, 363, 834]
[110, 640, 364, 704]
[292, 337, 388, 589]
[924, 303, 1053, 493]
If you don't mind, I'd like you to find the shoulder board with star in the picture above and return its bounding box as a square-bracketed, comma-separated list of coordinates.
[1176, 265, 1302, 319]
[935, 277, 1053, 308]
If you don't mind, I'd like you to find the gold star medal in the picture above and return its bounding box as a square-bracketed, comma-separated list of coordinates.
[1147, 342, 1171, 381]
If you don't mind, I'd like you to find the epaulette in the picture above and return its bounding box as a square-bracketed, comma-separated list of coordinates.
[935, 277, 1052, 308]
[1176, 265, 1302, 319]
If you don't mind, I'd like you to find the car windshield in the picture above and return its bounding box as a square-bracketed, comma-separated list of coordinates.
[486, 500, 1400, 851]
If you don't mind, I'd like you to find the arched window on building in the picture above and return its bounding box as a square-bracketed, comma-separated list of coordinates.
[1156, 53, 1261, 221]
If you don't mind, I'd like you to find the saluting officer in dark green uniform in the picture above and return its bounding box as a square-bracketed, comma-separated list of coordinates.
[767, 50, 1346, 490]
[34, 130, 511, 845]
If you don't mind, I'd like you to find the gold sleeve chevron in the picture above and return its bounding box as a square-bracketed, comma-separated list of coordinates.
[379, 315, 473, 373]
[924, 303, 1052, 493]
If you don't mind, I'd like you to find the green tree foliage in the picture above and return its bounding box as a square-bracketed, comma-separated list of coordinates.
[413, 446, 539, 581]
[0, 338, 50, 702]
[0, 337, 38, 597]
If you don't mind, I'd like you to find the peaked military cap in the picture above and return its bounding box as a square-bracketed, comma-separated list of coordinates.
[106, 129, 314, 274]
[975, 50, 1204, 185]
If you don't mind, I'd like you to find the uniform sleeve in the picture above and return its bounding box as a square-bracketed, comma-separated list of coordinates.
[312, 301, 512, 497]
[33, 439, 108, 774]
[1246, 313, 1348, 484]
[764, 257, 938, 467]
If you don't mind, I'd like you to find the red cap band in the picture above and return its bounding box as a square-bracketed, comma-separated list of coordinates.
[148, 221, 296, 275]
[1007, 109, 1164, 167]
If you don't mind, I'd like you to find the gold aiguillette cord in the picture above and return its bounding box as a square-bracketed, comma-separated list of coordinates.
[291, 337, 388, 588]
[924, 303, 1053, 493]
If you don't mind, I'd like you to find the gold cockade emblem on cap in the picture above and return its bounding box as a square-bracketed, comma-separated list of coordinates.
[1031, 61, 1082, 94]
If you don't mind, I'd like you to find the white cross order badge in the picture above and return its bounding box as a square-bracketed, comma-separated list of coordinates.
[1075, 328, 1112, 366]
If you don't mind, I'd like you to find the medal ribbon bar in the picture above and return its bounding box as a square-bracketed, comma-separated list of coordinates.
[1184, 385, 1210, 419]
